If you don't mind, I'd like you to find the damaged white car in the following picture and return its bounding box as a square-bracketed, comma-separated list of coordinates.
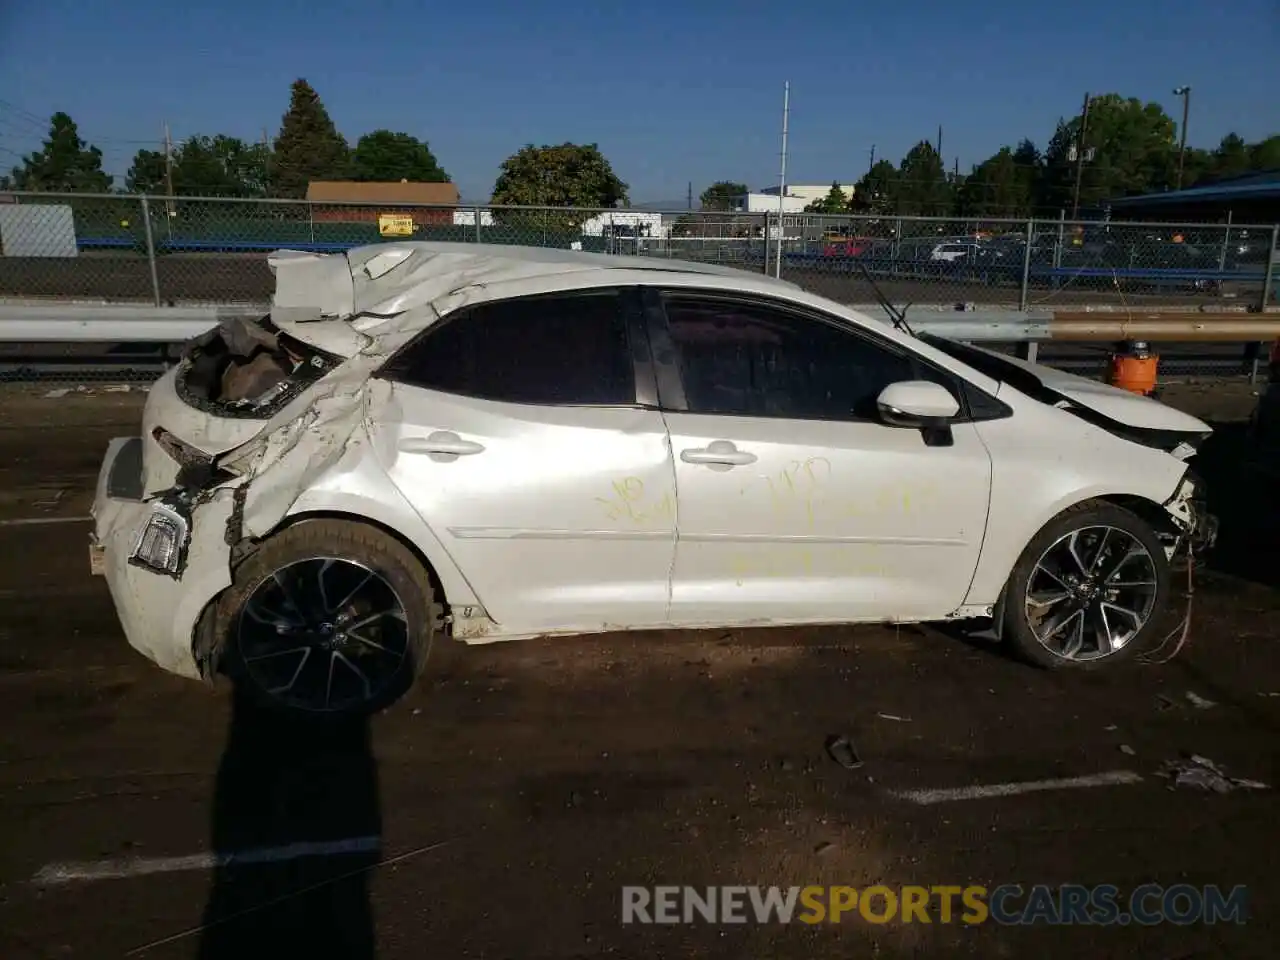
[91, 242, 1219, 714]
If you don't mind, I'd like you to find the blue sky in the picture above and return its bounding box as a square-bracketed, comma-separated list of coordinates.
[1, 0, 1276, 202]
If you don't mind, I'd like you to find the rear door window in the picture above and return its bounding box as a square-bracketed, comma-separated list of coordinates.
[386, 290, 637, 406]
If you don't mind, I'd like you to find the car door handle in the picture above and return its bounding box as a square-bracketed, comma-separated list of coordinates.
[680, 441, 757, 466]
[398, 431, 486, 456]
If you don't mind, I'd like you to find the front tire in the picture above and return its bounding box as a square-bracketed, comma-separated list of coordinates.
[214, 518, 438, 715]
[1001, 501, 1171, 669]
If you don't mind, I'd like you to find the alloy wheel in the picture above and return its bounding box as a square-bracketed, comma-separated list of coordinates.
[1023, 525, 1160, 662]
[236, 557, 410, 712]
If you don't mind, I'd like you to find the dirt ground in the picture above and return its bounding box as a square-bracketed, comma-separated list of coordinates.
[0, 380, 1277, 959]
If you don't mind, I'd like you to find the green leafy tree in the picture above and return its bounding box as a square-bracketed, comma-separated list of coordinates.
[1039, 94, 1178, 213]
[849, 160, 900, 219]
[490, 142, 628, 231]
[804, 181, 849, 214]
[957, 142, 1038, 218]
[9, 112, 112, 192]
[125, 136, 270, 197]
[1248, 135, 1280, 173]
[351, 131, 449, 182]
[124, 149, 167, 194]
[270, 79, 349, 198]
[896, 141, 951, 217]
[1177, 134, 1279, 188]
[1207, 133, 1251, 182]
[176, 136, 269, 196]
[699, 180, 748, 211]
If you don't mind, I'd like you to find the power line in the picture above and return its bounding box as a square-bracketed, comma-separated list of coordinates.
[0, 99, 47, 131]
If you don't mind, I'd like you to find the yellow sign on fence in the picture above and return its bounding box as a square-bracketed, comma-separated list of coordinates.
[378, 214, 415, 237]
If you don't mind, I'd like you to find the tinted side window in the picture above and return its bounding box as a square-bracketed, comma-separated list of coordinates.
[663, 296, 934, 421]
[395, 291, 635, 405]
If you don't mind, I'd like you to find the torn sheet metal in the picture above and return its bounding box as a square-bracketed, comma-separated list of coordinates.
[265, 241, 701, 357]
[268, 249, 355, 321]
[215, 357, 399, 541]
[216, 313, 280, 355]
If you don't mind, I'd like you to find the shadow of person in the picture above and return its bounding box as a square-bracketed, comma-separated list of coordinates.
[196, 686, 381, 960]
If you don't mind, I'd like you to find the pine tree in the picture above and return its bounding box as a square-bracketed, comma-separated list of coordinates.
[270, 79, 349, 198]
[10, 112, 112, 192]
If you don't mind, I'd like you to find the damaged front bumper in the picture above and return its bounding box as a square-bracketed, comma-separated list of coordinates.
[91, 437, 235, 681]
[1164, 471, 1219, 558]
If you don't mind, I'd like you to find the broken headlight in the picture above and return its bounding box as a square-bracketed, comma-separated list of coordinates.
[129, 503, 190, 576]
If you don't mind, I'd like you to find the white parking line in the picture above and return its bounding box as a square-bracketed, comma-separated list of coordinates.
[32, 835, 382, 885]
[889, 770, 1144, 806]
[0, 515, 91, 528]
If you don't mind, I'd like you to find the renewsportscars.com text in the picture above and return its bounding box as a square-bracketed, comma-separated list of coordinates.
[621, 884, 1249, 926]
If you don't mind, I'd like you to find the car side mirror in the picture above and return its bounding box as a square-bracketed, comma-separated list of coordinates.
[876, 380, 961, 447]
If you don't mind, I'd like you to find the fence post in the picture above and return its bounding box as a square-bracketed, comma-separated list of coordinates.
[1018, 217, 1034, 312]
[763, 212, 772, 275]
[1260, 224, 1279, 313]
[1052, 210, 1065, 292]
[1218, 210, 1233, 273]
[474, 206, 483, 243]
[139, 194, 161, 307]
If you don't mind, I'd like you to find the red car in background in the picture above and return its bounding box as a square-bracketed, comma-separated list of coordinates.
[821, 236, 874, 258]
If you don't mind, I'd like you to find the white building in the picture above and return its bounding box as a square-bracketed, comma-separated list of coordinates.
[758, 183, 857, 205]
[726, 184, 857, 214]
[579, 210, 668, 239]
[733, 192, 810, 214]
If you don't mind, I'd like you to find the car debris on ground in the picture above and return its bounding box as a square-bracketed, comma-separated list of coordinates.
[1158, 755, 1269, 793]
[825, 734, 863, 770]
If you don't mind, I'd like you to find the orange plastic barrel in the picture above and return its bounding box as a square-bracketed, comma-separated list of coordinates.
[1108, 342, 1159, 396]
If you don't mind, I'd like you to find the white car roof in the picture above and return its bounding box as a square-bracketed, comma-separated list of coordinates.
[345, 240, 800, 309]
[263, 240, 1023, 402]
[268, 241, 807, 355]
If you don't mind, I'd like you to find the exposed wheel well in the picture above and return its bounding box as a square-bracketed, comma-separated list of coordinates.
[980, 493, 1177, 644]
[273, 510, 451, 612]
[1094, 494, 1180, 538]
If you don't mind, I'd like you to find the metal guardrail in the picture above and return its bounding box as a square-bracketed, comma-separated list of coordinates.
[0, 303, 254, 342]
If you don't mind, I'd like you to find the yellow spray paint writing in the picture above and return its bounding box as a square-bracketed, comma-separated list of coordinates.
[596, 477, 675, 525]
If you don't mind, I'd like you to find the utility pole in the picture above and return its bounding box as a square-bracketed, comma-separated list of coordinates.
[936, 125, 943, 158]
[774, 80, 790, 279]
[1071, 93, 1092, 219]
[162, 122, 175, 219]
[687, 181, 692, 211]
[1173, 85, 1192, 189]
[261, 128, 271, 197]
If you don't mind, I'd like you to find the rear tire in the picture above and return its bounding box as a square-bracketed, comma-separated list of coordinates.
[215, 518, 439, 716]
[1001, 500, 1171, 670]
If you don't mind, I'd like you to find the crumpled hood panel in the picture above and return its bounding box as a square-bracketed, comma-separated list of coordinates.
[964, 343, 1211, 433]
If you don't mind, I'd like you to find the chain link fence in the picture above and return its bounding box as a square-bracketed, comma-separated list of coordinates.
[1, 192, 1277, 383]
